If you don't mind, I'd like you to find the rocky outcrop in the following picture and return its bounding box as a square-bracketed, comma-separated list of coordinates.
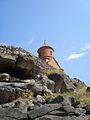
[48, 73, 77, 93]
[0, 95, 89, 120]
[25, 96, 90, 120]
[0, 46, 35, 79]
[0, 45, 50, 79]
[0, 45, 89, 120]
[0, 73, 53, 104]
[0, 45, 84, 93]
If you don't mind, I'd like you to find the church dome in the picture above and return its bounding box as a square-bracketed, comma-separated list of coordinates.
[37, 40, 54, 54]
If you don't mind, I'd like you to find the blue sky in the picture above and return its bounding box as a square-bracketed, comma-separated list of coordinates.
[0, 0, 90, 85]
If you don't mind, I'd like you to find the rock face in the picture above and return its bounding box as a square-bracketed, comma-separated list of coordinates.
[48, 74, 77, 93]
[0, 45, 89, 120]
[0, 85, 22, 104]
[0, 46, 34, 78]
[0, 45, 82, 93]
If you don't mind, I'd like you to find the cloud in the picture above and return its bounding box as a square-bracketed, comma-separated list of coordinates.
[82, 44, 90, 51]
[67, 52, 86, 60]
[66, 43, 90, 60]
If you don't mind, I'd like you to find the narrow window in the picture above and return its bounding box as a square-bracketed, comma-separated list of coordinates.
[50, 51, 52, 55]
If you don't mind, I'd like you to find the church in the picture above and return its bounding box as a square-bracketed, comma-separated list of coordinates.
[37, 41, 63, 70]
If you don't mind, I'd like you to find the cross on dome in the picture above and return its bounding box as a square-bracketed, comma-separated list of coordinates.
[44, 40, 46, 44]
[42, 40, 48, 46]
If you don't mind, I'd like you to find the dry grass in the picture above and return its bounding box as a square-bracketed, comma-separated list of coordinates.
[46, 68, 64, 76]
[44, 86, 90, 104]
[63, 86, 90, 104]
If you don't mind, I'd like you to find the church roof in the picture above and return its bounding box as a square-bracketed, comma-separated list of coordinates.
[37, 40, 54, 53]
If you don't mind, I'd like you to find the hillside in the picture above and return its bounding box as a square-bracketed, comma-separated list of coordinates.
[0, 45, 90, 120]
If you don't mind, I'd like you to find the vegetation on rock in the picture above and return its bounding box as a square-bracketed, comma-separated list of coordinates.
[0, 45, 90, 120]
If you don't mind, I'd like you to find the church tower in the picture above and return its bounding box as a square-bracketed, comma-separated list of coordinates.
[37, 40, 61, 69]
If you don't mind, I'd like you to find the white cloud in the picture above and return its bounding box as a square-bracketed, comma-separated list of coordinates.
[66, 43, 90, 60]
[67, 52, 86, 60]
[82, 44, 90, 51]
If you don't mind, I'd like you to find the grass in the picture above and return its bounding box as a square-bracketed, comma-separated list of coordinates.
[63, 86, 90, 104]
[44, 86, 90, 105]
[46, 68, 64, 76]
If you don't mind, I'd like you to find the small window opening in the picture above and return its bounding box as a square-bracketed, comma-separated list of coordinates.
[50, 51, 52, 55]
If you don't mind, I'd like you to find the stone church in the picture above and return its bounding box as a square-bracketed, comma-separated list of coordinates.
[37, 41, 62, 70]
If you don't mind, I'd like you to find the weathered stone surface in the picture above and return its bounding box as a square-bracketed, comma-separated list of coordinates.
[26, 82, 43, 95]
[49, 110, 66, 116]
[0, 108, 27, 120]
[15, 55, 34, 78]
[35, 114, 90, 120]
[48, 74, 76, 93]
[0, 117, 16, 120]
[46, 95, 64, 104]
[27, 104, 62, 119]
[0, 86, 22, 104]
[25, 82, 53, 96]
[59, 105, 75, 114]
[35, 115, 60, 120]
[75, 108, 86, 116]
[38, 74, 55, 92]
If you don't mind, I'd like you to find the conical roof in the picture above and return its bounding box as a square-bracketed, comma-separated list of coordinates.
[37, 40, 54, 53]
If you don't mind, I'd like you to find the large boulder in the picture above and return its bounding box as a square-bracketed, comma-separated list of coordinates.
[14, 55, 34, 78]
[48, 73, 76, 93]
